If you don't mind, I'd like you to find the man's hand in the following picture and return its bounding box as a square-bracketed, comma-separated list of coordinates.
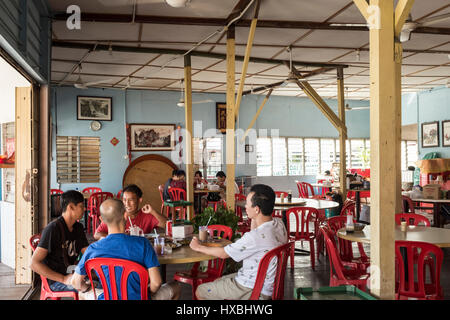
[142, 204, 153, 214]
[63, 273, 73, 286]
[189, 237, 203, 252]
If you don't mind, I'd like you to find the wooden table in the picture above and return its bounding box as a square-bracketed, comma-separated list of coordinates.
[409, 197, 450, 228]
[164, 200, 194, 221]
[348, 188, 370, 222]
[337, 225, 450, 248]
[193, 188, 221, 214]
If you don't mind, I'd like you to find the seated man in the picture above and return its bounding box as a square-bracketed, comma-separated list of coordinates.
[71, 199, 180, 300]
[163, 169, 186, 201]
[190, 184, 287, 300]
[94, 184, 167, 240]
[215, 171, 239, 200]
[30, 190, 90, 295]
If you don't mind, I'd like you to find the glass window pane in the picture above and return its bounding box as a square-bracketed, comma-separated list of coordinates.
[257, 138, 272, 176]
[320, 139, 335, 174]
[205, 137, 222, 179]
[304, 139, 319, 175]
[350, 139, 365, 169]
[335, 139, 351, 169]
[288, 138, 304, 175]
[401, 141, 407, 171]
[272, 138, 287, 176]
[406, 140, 418, 168]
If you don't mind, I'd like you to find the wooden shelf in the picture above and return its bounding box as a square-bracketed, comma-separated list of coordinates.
[0, 163, 14, 168]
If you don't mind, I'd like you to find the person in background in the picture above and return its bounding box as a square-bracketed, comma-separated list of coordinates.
[215, 171, 239, 199]
[194, 170, 208, 188]
[71, 199, 180, 300]
[94, 184, 167, 240]
[30, 190, 90, 296]
[190, 184, 287, 300]
[163, 169, 186, 201]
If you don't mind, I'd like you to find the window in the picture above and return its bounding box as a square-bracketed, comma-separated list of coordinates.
[349, 139, 365, 169]
[56, 136, 101, 183]
[304, 139, 320, 175]
[320, 139, 335, 173]
[1, 122, 15, 202]
[401, 140, 418, 170]
[256, 138, 272, 176]
[288, 138, 303, 175]
[193, 137, 223, 180]
[272, 138, 287, 176]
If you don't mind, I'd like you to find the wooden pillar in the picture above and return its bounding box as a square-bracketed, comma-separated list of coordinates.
[394, 42, 403, 215]
[226, 26, 236, 210]
[184, 54, 194, 220]
[337, 68, 347, 198]
[367, 0, 397, 299]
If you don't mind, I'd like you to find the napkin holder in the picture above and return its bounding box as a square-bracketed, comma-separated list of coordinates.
[172, 224, 194, 239]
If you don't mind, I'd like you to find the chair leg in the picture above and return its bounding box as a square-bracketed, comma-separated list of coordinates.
[310, 239, 315, 270]
[290, 242, 295, 268]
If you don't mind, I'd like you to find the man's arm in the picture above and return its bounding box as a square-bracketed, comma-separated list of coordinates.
[30, 247, 72, 285]
[142, 204, 167, 228]
[70, 271, 89, 292]
[148, 267, 162, 294]
[189, 237, 230, 259]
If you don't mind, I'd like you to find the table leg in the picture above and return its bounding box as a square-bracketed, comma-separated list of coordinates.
[434, 203, 441, 228]
[160, 264, 167, 283]
[355, 192, 361, 222]
[282, 210, 310, 256]
[172, 207, 176, 222]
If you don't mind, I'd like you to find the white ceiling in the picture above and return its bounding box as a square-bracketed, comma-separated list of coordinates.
[48, 0, 450, 100]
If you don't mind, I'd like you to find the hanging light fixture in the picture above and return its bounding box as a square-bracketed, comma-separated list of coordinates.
[177, 79, 185, 107]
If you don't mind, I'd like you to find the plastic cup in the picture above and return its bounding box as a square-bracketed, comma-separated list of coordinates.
[199, 226, 209, 242]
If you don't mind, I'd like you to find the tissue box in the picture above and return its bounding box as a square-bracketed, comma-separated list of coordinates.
[172, 224, 194, 239]
[422, 184, 441, 200]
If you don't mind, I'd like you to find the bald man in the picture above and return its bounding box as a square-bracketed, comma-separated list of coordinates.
[71, 199, 180, 300]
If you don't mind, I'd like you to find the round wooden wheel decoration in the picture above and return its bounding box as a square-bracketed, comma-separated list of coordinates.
[122, 154, 178, 212]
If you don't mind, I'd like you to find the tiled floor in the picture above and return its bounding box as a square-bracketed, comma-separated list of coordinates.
[0, 263, 30, 300]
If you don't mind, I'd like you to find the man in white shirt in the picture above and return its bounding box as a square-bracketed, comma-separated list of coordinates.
[189, 184, 287, 300]
[215, 171, 240, 198]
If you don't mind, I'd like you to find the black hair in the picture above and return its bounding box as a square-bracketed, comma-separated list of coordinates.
[249, 184, 276, 216]
[194, 170, 202, 177]
[172, 169, 178, 176]
[216, 171, 226, 178]
[61, 190, 85, 213]
[122, 184, 143, 198]
[176, 170, 186, 177]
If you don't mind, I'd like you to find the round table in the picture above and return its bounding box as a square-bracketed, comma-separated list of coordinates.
[337, 225, 450, 248]
[274, 197, 339, 212]
[193, 188, 221, 214]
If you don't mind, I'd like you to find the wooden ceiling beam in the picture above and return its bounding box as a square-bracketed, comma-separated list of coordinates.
[51, 13, 450, 35]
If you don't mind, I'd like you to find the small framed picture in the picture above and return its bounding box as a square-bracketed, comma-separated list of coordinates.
[130, 123, 176, 151]
[442, 120, 450, 147]
[421, 121, 439, 148]
[77, 96, 112, 121]
[245, 144, 254, 152]
[216, 102, 227, 134]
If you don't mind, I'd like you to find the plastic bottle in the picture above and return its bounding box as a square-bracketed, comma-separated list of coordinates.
[346, 215, 354, 233]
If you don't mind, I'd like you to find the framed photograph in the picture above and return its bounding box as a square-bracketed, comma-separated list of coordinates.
[216, 102, 227, 134]
[245, 144, 254, 152]
[77, 96, 112, 121]
[442, 120, 450, 147]
[421, 121, 439, 148]
[130, 124, 176, 151]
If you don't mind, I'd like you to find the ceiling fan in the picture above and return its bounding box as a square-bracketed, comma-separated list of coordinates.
[330, 13, 450, 42]
[99, 0, 193, 8]
[73, 65, 112, 89]
[177, 80, 214, 107]
[344, 87, 369, 111]
[252, 47, 336, 85]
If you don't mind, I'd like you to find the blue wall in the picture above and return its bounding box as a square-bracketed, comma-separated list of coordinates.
[402, 86, 450, 159]
[50, 86, 373, 193]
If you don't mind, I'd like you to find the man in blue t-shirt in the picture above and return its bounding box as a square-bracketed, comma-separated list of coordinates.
[71, 199, 180, 300]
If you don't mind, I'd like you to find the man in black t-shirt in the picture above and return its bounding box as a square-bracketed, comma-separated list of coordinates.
[30, 190, 90, 294]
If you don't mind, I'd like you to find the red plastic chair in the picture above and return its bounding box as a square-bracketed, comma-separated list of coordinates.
[168, 187, 187, 220]
[300, 182, 324, 200]
[88, 192, 114, 234]
[173, 225, 233, 300]
[50, 189, 63, 195]
[250, 241, 294, 300]
[359, 190, 371, 204]
[316, 179, 329, 197]
[275, 191, 289, 198]
[340, 200, 356, 218]
[29, 234, 79, 300]
[286, 207, 318, 270]
[158, 185, 170, 218]
[235, 193, 250, 234]
[82, 187, 102, 195]
[116, 189, 123, 199]
[85, 258, 149, 300]
[326, 216, 370, 272]
[346, 190, 355, 201]
[207, 199, 227, 211]
[273, 191, 289, 218]
[401, 195, 415, 213]
[395, 213, 431, 227]
[319, 225, 369, 291]
[395, 241, 443, 300]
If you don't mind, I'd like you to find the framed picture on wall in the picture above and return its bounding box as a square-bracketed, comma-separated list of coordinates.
[130, 123, 176, 151]
[216, 102, 227, 134]
[77, 96, 112, 121]
[442, 120, 450, 147]
[421, 121, 439, 148]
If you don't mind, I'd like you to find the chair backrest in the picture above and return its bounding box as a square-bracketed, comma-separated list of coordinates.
[275, 191, 289, 198]
[395, 240, 443, 299]
[359, 190, 371, 199]
[326, 216, 356, 262]
[82, 187, 102, 194]
[319, 225, 348, 281]
[158, 184, 164, 201]
[346, 191, 355, 200]
[88, 192, 115, 216]
[295, 181, 303, 198]
[85, 258, 149, 300]
[204, 225, 233, 278]
[300, 182, 315, 198]
[250, 241, 294, 300]
[401, 195, 415, 213]
[340, 200, 356, 217]
[286, 206, 318, 239]
[168, 187, 186, 201]
[395, 213, 431, 227]
[116, 189, 123, 199]
[235, 193, 247, 221]
[29, 234, 54, 294]
[50, 189, 63, 195]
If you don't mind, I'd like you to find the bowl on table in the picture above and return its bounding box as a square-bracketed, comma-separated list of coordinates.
[353, 223, 366, 232]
